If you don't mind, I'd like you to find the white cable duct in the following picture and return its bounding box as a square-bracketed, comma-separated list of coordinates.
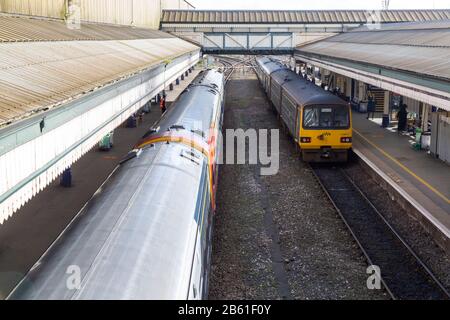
[0, 54, 199, 224]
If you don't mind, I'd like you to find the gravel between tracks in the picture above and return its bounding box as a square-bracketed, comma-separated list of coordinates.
[209, 68, 388, 300]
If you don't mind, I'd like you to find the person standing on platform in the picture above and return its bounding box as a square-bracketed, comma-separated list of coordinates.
[367, 92, 376, 120]
[397, 104, 408, 133]
[160, 95, 167, 114]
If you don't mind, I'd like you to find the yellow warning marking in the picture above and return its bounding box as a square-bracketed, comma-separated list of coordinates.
[353, 129, 450, 204]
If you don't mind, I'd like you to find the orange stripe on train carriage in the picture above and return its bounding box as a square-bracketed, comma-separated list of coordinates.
[136, 130, 220, 211]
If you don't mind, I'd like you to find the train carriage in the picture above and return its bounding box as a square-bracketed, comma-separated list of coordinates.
[255, 57, 285, 97]
[256, 57, 352, 162]
[8, 70, 225, 300]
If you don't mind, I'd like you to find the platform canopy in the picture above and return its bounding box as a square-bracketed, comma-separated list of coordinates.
[295, 20, 450, 112]
[0, 14, 197, 127]
[0, 14, 200, 223]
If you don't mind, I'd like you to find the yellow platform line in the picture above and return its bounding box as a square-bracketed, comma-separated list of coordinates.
[353, 129, 450, 204]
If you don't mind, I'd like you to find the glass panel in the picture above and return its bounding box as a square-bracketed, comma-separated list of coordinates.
[303, 105, 349, 129]
[319, 108, 333, 127]
[334, 107, 350, 128]
[303, 107, 320, 127]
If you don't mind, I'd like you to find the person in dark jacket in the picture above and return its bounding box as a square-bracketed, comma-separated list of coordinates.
[160, 95, 167, 114]
[397, 104, 408, 133]
[367, 92, 376, 119]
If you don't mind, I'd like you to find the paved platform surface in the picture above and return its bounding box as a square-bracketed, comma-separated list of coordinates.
[0, 70, 199, 299]
[352, 111, 450, 242]
[166, 68, 202, 103]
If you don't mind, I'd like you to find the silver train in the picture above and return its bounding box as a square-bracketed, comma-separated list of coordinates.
[8, 69, 225, 300]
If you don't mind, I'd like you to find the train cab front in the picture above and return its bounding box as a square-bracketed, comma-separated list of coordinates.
[299, 104, 352, 163]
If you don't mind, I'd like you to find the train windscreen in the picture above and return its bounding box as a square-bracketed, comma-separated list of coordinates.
[303, 105, 350, 129]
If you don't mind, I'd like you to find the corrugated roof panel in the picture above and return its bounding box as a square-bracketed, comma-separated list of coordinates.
[417, 11, 427, 21]
[311, 11, 319, 23]
[347, 11, 357, 22]
[408, 11, 419, 22]
[290, 11, 298, 22]
[399, 11, 409, 21]
[286, 11, 292, 23]
[272, 11, 279, 23]
[0, 14, 172, 43]
[426, 11, 436, 20]
[335, 11, 344, 23]
[436, 11, 445, 19]
[249, 11, 256, 23]
[161, 9, 450, 24]
[0, 17, 199, 127]
[297, 20, 450, 81]
[262, 11, 268, 23]
[221, 11, 227, 23]
[320, 11, 328, 23]
[236, 11, 241, 23]
[303, 11, 311, 23]
[328, 11, 338, 23]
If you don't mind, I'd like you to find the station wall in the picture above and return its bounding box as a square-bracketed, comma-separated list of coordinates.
[0, 0, 194, 29]
[0, 0, 66, 19]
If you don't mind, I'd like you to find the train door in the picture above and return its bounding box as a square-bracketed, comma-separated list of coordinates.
[297, 105, 303, 144]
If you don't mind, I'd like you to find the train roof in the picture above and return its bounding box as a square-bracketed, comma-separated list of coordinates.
[190, 68, 224, 88]
[271, 69, 348, 107]
[143, 69, 224, 142]
[256, 57, 286, 75]
[9, 142, 207, 299]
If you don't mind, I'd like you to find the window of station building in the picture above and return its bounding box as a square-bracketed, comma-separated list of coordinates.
[303, 105, 349, 129]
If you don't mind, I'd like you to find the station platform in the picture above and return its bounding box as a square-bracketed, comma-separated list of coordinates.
[351, 112, 450, 250]
[166, 68, 202, 103]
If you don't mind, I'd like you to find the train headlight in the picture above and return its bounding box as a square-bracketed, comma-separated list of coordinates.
[300, 137, 311, 143]
[340, 137, 352, 143]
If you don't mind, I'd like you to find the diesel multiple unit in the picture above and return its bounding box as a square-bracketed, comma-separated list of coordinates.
[256, 57, 352, 162]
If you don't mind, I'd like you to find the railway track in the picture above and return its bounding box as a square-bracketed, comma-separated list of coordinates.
[310, 163, 450, 300]
[214, 55, 255, 82]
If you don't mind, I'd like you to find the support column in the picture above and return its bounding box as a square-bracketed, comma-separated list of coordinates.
[382, 91, 391, 127]
[346, 77, 352, 100]
[422, 103, 431, 132]
[358, 81, 366, 102]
